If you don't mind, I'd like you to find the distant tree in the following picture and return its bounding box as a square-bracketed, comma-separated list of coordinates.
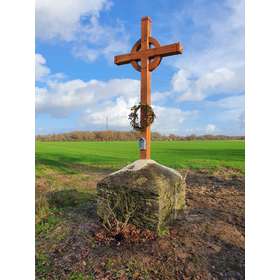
[36, 130, 244, 142]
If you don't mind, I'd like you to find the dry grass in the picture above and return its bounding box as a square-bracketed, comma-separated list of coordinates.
[36, 165, 244, 280]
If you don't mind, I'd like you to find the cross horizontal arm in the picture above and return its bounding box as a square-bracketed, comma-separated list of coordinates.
[146, 42, 183, 59]
[114, 42, 183, 65]
[114, 52, 138, 65]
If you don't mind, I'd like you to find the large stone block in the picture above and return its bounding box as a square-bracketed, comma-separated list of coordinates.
[96, 160, 185, 232]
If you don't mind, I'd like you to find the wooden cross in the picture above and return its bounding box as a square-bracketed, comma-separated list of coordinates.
[114, 16, 183, 159]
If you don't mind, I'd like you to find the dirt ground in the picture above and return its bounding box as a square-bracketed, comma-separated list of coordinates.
[36, 168, 245, 280]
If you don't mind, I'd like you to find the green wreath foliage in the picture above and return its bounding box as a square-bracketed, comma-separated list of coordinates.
[128, 103, 156, 131]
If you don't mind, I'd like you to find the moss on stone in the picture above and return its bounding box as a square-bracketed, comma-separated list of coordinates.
[96, 160, 185, 233]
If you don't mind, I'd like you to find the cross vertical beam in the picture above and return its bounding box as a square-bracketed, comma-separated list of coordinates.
[140, 16, 151, 159]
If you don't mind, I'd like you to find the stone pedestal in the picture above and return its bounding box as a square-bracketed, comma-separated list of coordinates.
[96, 160, 185, 233]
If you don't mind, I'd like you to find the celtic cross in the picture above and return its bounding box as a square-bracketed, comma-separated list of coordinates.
[114, 16, 183, 159]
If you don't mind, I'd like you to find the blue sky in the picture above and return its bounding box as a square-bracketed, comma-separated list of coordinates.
[35, 0, 244, 136]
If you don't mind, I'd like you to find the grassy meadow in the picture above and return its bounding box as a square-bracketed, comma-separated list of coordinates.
[36, 140, 245, 175]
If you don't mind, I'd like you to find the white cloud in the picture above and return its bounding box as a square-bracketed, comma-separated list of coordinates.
[170, 0, 244, 102]
[206, 95, 245, 125]
[36, 78, 140, 117]
[36, 80, 93, 116]
[35, 53, 50, 81]
[36, 0, 111, 41]
[101, 33, 131, 61]
[175, 68, 242, 102]
[211, 95, 245, 110]
[36, 67, 197, 134]
[82, 98, 197, 133]
[197, 68, 236, 92]
[71, 18, 130, 62]
[36, 0, 129, 62]
[83, 96, 137, 128]
[205, 124, 216, 134]
[202, 95, 245, 135]
[153, 106, 198, 134]
[171, 69, 190, 92]
[72, 46, 98, 62]
[152, 91, 172, 103]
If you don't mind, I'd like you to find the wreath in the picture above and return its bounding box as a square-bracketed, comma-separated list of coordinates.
[128, 103, 156, 131]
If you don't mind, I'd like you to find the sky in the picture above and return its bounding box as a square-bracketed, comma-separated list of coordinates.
[35, 0, 244, 136]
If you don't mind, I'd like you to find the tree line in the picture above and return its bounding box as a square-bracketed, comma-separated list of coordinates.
[36, 130, 245, 142]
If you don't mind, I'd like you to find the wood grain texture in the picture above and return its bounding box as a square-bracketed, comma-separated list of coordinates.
[140, 17, 151, 159]
[114, 16, 183, 159]
[114, 43, 183, 66]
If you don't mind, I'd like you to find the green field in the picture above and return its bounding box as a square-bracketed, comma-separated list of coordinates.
[36, 140, 245, 173]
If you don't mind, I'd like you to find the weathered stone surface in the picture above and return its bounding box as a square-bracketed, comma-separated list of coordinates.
[96, 160, 185, 232]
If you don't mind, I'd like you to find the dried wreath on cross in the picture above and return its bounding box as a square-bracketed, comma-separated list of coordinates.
[128, 103, 156, 131]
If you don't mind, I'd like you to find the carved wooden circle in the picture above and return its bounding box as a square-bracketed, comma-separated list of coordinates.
[130, 37, 162, 72]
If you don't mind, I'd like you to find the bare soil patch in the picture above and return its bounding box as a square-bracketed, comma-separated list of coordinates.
[36, 168, 244, 280]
